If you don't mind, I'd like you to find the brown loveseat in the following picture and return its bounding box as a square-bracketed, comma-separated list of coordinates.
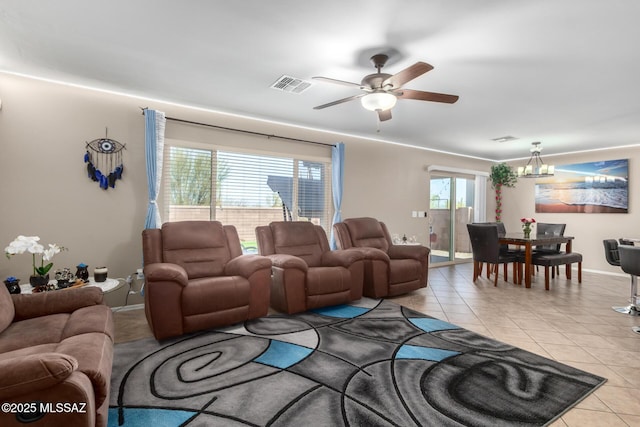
[256, 221, 364, 314]
[0, 285, 114, 427]
[142, 221, 272, 340]
[334, 217, 430, 298]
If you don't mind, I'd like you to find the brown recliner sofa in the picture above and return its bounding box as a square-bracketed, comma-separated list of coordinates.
[0, 286, 114, 427]
[142, 220, 272, 340]
[256, 221, 365, 314]
[334, 217, 430, 298]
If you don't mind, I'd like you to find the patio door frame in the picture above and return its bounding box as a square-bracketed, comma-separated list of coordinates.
[427, 165, 489, 266]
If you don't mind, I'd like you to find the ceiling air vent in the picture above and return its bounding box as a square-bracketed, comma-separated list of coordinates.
[270, 75, 312, 94]
[491, 136, 518, 143]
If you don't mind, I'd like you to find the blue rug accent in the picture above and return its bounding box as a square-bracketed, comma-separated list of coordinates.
[409, 317, 460, 332]
[107, 408, 195, 427]
[311, 304, 370, 318]
[254, 339, 313, 369]
[396, 344, 461, 361]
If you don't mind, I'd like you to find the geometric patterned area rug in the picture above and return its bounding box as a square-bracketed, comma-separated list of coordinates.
[108, 298, 606, 427]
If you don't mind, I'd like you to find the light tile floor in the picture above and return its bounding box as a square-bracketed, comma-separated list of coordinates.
[113, 264, 640, 426]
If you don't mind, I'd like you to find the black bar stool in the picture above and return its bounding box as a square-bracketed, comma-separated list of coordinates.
[617, 244, 640, 316]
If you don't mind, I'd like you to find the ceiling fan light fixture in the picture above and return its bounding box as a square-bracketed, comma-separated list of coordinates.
[360, 92, 397, 111]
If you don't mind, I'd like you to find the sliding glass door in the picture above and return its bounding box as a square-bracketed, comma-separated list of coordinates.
[429, 173, 475, 265]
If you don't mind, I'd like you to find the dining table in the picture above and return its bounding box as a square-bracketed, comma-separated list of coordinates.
[499, 233, 574, 288]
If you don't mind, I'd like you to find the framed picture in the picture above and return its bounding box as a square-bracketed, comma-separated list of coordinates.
[535, 159, 628, 213]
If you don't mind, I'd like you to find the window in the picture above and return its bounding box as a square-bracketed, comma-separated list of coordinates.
[162, 144, 333, 252]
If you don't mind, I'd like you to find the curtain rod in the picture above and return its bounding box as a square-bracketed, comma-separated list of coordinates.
[141, 108, 335, 148]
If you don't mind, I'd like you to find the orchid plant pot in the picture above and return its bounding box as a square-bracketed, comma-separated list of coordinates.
[29, 274, 49, 288]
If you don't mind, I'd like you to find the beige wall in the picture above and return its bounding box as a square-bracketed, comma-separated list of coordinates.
[497, 147, 640, 275]
[341, 140, 493, 244]
[0, 73, 492, 294]
[2, 72, 635, 303]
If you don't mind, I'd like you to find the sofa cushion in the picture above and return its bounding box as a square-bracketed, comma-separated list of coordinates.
[162, 221, 232, 279]
[344, 217, 390, 251]
[0, 314, 69, 354]
[270, 222, 324, 267]
[182, 276, 251, 316]
[0, 286, 14, 335]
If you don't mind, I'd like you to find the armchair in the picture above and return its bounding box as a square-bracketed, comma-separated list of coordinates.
[255, 221, 364, 314]
[142, 221, 272, 340]
[333, 217, 429, 298]
[0, 286, 113, 427]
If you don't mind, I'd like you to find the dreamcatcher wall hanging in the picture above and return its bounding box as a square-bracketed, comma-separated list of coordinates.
[84, 129, 126, 190]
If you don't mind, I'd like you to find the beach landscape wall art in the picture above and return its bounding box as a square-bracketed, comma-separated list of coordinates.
[535, 159, 628, 213]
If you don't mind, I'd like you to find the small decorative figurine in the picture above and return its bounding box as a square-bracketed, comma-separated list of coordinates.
[76, 263, 89, 281]
[4, 276, 21, 294]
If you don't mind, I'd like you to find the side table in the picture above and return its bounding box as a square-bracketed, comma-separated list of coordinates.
[20, 277, 121, 294]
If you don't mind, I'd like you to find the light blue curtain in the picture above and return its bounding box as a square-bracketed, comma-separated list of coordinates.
[329, 142, 345, 249]
[144, 109, 166, 229]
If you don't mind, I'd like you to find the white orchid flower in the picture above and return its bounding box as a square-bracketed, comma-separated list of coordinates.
[5, 235, 41, 254]
[42, 244, 61, 261]
[5, 235, 66, 277]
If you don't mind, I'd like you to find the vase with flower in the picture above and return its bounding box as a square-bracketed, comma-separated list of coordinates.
[5, 235, 66, 288]
[521, 217, 536, 239]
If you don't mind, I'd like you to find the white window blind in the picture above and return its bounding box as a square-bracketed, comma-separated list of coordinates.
[162, 144, 333, 252]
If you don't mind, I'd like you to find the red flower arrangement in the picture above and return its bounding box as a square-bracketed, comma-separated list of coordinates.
[520, 217, 536, 226]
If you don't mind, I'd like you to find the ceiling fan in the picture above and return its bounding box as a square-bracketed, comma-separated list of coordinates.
[313, 54, 459, 122]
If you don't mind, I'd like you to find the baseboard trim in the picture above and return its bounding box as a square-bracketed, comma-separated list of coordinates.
[111, 303, 144, 312]
[580, 268, 627, 278]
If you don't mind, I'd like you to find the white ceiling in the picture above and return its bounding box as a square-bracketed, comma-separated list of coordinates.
[2, 0, 640, 161]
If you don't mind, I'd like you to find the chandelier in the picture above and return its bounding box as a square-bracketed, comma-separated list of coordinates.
[517, 142, 555, 178]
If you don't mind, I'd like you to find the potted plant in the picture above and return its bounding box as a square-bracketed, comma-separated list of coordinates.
[5, 235, 66, 287]
[489, 163, 518, 222]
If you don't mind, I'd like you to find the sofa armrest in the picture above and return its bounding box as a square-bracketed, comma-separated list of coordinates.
[12, 287, 104, 321]
[144, 263, 188, 286]
[387, 244, 430, 261]
[224, 255, 272, 278]
[267, 254, 308, 272]
[143, 263, 189, 340]
[0, 353, 78, 400]
[321, 249, 365, 268]
[351, 247, 390, 262]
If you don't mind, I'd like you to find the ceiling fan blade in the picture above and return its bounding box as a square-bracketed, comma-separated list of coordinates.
[377, 109, 392, 122]
[396, 89, 459, 104]
[384, 62, 433, 88]
[312, 76, 364, 89]
[313, 93, 365, 110]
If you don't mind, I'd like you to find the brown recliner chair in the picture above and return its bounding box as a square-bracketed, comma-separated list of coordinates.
[255, 221, 365, 314]
[333, 217, 430, 298]
[142, 221, 272, 340]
